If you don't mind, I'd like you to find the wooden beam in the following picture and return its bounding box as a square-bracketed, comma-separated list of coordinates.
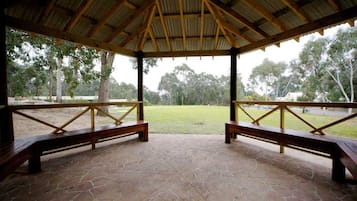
[327, 0, 341, 11]
[5, 15, 136, 57]
[148, 27, 159, 52]
[136, 51, 144, 120]
[64, 0, 94, 32]
[200, 0, 205, 50]
[347, 19, 355, 27]
[37, 0, 56, 24]
[124, 0, 137, 10]
[214, 26, 220, 49]
[87, 0, 126, 37]
[242, 0, 287, 31]
[1, 9, 14, 143]
[204, 0, 237, 47]
[179, 0, 187, 50]
[237, 6, 357, 54]
[156, 0, 172, 51]
[281, 0, 311, 22]
[144, 49, 230, 58]
[154, 12, 210, 19]
[119, 24, 146, 47]
[209, 0, 268, 38]
[137, 5, 157, 50]
[230, 47, 238, 121]
[105, 0, 155, 43]
[212, 4, 255, 44]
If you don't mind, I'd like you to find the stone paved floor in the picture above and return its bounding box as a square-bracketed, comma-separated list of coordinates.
[0, 134, 356, 201]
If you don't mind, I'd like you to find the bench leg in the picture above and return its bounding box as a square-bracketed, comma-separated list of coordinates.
[28, 153, 41, 173]
[332, 156, 345, 182]
[225, 125, 231, 144]
[139, 126, 149, 142]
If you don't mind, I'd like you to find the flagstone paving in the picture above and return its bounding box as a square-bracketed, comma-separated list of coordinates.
[0, 134, 356, 201]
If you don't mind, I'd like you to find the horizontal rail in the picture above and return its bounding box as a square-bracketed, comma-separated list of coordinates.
[234, 101, 357, 108]
[8, 101, 142, 110]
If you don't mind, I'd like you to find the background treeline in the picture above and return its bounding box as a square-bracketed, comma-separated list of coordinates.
[6, 27, 357, 105]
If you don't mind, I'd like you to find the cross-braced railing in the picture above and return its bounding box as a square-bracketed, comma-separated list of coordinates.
[234, 101, 357, 136]
[8, 101, 142, 134]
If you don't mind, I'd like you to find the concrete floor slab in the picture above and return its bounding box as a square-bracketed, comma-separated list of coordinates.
[0, 134, 356, 201]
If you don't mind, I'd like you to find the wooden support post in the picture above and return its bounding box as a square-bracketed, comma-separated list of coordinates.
[280, 105, 285, 153]
[230, 48, 238, 122]
[230, 48, 238, 139]
[0, 7, 14, 144]
[90, 107, 96, 150]
[137, 51, 144, 121]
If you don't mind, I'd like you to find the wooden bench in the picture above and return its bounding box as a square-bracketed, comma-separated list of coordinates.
[225, 121, 357, 182]
[0, 121, 148, 181]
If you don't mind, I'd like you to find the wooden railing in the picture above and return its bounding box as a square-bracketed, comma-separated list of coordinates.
[234, 101, 357, 136]
[8, 101, 142, 134]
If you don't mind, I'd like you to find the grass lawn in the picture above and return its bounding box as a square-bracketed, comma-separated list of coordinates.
[109, 105, 357, 139]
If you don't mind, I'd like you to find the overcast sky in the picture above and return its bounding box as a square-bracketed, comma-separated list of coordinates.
[110, 23, 351, 92]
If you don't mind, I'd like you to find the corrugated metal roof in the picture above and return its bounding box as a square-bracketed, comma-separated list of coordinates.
[4, 0, 357, 57]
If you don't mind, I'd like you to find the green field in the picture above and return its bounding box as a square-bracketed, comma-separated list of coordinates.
[110, 105, 357, 139]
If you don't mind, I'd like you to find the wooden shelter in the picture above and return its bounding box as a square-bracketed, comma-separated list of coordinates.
[1, 0, 357, 181]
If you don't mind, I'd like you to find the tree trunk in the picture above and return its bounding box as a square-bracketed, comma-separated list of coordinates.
[97, 51, 115, 115]
[48, 67, 53, 102]
[56, 59, 62, 103]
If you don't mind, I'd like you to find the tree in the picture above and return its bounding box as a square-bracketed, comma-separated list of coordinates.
[248, 59, 289, 99]
[324, 28, 356, 104]
[97, 51, 115, 113]
[295, 28, 357, 105]
[6, 28, 99, 101]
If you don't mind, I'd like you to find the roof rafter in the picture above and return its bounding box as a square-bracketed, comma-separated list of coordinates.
[200, 0, 205, 50]
[238, 6, 357, 54]
[64, 0, 93, 32]
[209, 0, 268, 38]
[5, 15, 135, 56]
[37, 0, 56, 24]
[214, 26, 220, 50]
[178, 0, 187, 50]
[87, 0, 126, 37]
[156, 0, 172, 51]
[148, 27, 159, 52]
[105, 0, 155, 43]
[242, 0, 288, 31]
[327, 0, 341, 11]
[209, 2, 255, 44]
[281, 0, 311, 22]
[204, 0, 237, 47]
[137, 5, 157, 51]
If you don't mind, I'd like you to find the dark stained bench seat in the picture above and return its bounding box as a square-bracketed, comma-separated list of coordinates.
[225, 121, 357, 182]
[0, 121, 148, 181]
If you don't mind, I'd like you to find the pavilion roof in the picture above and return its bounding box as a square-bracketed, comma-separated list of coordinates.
[4, 0, 357, 57]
